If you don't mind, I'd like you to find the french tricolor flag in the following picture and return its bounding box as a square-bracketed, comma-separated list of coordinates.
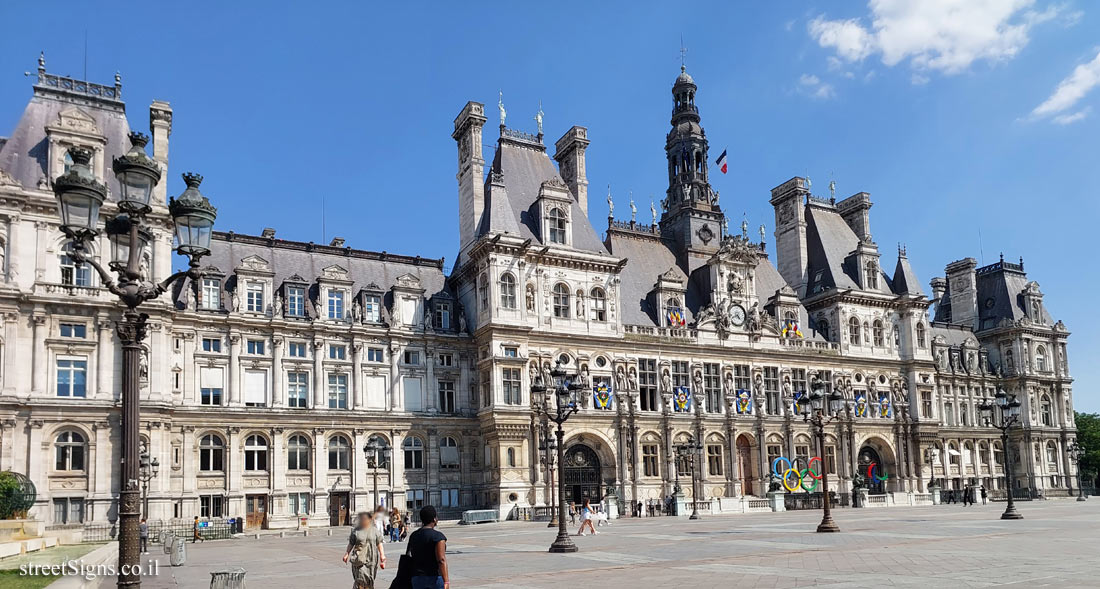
[716, 149, 728, 174]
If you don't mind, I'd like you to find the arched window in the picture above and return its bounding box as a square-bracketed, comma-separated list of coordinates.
[1040, 395, 1053, 427]
[506, 447, 516, 467]
[993, 442, 1004, 466]
[440, 437, 459, 469]
[817, 320, 830, 341]
[865, 261, 878, 289]
[328, 435, 351, 470]
[403, 437, 424, 469]
[848, 317, 861, 345]
[590, 287, 607, 322]
[1035, 346, 1046, 372]
[916, 323, 926, 348]
[948, 442, 960, 466]
[478, 273, 489, 310]
[55, 431, 85, 471]
[244, 434, 268, 471]
[547, 208, 567, 244]
[287, 435, 310, 470]
[872, 320, 884, 347]
[499, 273, 516, 309]
[199, 434, 225, 472]
[963, 442, 973, 466]
[552, 283, 570, 318]
[977, 442, 989, 467]
[60, 243, 91, 287]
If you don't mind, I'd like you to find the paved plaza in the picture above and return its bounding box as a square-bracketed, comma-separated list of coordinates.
[112, 501, 1098, 588]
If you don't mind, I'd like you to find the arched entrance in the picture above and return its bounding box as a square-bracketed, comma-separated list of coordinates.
[736, 435, 754, 495]
[563, 444, 601, 504]
[858, 446, 888, 495]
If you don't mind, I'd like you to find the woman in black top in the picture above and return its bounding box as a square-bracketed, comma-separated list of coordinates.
[407, 505, 449, 589]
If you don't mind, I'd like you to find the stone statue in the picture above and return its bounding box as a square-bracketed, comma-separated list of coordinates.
[607, 185, 613, 216]
[351, 300, 361, 322]
[650, 200, 657, 225]
[759, 224, 766, 243]
[534, 101, 544, 135]
[273, 292, 284, 318]
[184, 285, 195, 311]
[692, 369, 703, 393]
[458, 309, 467, 333]
[829, 179, 836, 199]
[630, 199, 637, 223]
[745, 303, 760, 332]
[615, 365, 627, 392]
[139, 346, 149, 385]
[627, 366, 638, 392]
[723, 371, 734, 396]
[660, 368, 672, 394]
[498, 91, 507, 126]
[529, 361, 540, 386]
[525, 284, 535, 312]
[232, 290, 241, 312]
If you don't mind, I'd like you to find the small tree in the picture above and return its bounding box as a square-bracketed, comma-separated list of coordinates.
[0, 471, 35, 519]
[1074, 412, 1100, 487]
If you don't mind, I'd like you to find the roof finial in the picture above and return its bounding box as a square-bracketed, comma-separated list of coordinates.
[498, 90, 507, 129]
[629, 194, 637, 223]
[829, 179, 836, 199]
[759, 223, 766, 243]
[38, 51, 45, 73]
[607, 184, 613, 219]
[679, 34, 687, 72]
[534, 100, 544, 136]
[740, 214, 749, 239]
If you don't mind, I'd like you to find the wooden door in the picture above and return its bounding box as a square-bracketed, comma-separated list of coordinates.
[329, 493, 349, 526]
[737, 436, 753, 495]
[245, 495, 267, 529]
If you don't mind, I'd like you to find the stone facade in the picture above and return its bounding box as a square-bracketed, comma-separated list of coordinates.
[0, 58, 1077, 529]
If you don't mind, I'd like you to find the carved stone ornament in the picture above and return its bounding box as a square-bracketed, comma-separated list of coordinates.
[696, 224, 715, 245]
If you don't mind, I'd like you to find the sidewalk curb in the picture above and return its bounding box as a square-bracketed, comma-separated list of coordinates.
[49, 542, 117, 589]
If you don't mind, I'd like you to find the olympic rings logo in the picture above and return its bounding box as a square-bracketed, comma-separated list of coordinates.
[865, 461, 889, 482]
[771, 456, 824, 492]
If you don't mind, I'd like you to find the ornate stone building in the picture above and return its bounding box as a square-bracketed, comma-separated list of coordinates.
[0, 57, 1078, 529]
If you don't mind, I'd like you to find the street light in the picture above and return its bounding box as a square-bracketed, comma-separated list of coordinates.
[538, 426, 559, 527]
[363, 437, 391, 511]
[138, 447, 160, 520]
[675, 436, 703, 519]
[1068, 440, 1088, 502]
[53, 135, 217, 589]
[800, 378, 844, 533]
[532, 361, 583, 553]
[979, 389, 1023, 520]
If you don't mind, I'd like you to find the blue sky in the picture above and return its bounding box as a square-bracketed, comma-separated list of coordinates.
[2, 1, 1097, 410]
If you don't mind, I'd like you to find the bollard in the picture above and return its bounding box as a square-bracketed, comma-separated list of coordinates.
[170, 536, 187, 567]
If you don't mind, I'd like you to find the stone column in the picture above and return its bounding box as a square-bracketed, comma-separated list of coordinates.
[390, 429, 405, 506]
[312, 428, 329, 523]
[94, 316, 112, 400]
[313, 340, 326, 408]
[226, 427, 244, 515]
[1, 313, 18, 396]
[351, 342, 363, 410]
[726, 420, 739, 497]
[31, 313, 47, 396]
[353, 429, 368, 509]
[425, 346, 437, 411]
[228, 333, 241, 405]
[389, 343, 402, 411]
[271, 337, 284, 407]
[269, 428, 286, 521]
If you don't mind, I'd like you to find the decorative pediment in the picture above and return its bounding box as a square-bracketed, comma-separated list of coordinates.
[284, 273, 308, 284]
[394, 273, 422, 289]
[49, 107, 100, 136]
[360, 281, 383, 293]
[235, 255, 272, 275]
[712, 235, 761, 266]
[318, 264, 351, 283]
[0, 169, 18, 187]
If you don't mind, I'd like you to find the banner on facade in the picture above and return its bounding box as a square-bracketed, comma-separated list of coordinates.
[878, 392, 891, 418]
[674, 386, 692, 412]
[667, 307, 685, 327]
[736, 389, 753, 414]
[593, 382, 612, 409]
[855, 393, 868, 417]
[791, 391, 807, 415]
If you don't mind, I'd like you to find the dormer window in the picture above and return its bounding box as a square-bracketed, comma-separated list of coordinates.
[1031, 300, 1042, 322]
[363, 294, 381, 323]
[865, 261, 879, 290]
[547, 208, 567, 244]
[286, 285, 306, 317]
[435, 302, 451, 330]
[60, 245, 91, 287]
[201, 278, 221, 310]
[327, 290, 345, 320]
[246, 282, 265, 313]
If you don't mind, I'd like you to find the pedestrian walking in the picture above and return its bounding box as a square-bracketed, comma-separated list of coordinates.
[390, 507, 403, 543]
[139, 519, 149, 554]
[636, 500, 642, 518]
[343, 511, 385, 589]
[407, 505, 449, 589]
[373, 507, 387, 541]
[576, 498, 598, 536]
[192, 516, 204, 543]
[568, 502, 577, 525]
[963, 485, 971, 506]
[402, 512, 411, 541]
[980, 485, 988, 505]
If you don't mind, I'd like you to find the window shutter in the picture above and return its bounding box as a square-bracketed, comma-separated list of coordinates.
[200, 367, 223, 389]
[243, 370, 267, 405]
[403, 377, 422, 411]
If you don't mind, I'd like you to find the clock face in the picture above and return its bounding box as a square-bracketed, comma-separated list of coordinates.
[729, 304, 746, 326]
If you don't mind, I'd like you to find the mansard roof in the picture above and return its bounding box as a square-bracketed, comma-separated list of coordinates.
[933, 257, 1055, 328]
[477, 131, 607, 254]
[892, 251, 924, 296]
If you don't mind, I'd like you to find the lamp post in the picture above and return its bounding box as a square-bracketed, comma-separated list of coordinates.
[363, 437, 391, 510]
[979, 389, 1023, 520]
[1068, 440, 1087, 502]
[532, 361, 583, 553]
[675, 437, 703, 519]
[800, 379, 844, 533]
[138, 447, 159, 520]
[538, 425, 559, 527]
[53, 136, 217, 589]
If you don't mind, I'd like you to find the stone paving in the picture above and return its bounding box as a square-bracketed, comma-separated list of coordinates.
[106, 500, 1100, 588]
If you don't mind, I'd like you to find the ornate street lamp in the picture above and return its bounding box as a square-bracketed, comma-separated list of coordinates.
[801, 378, 844, 533]
[979, 389, 1023, 520]
[532, 361, 583, 553]
[53, 135, 217, 589]
[1068, 440, 1088, 502]
[138, 447, 160, 520]
[363, 437, 391, 511]
[538, 425, 559, 527]
[676, 436, 703, 520]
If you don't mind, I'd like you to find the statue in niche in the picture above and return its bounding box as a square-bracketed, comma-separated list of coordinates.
[351, 300, 361, 322]
[525, 284, 535, 312]
[273, 292, 284, 318]
[660, 368, 672, 394]
[626, 366, 638, 392]
[615, 365, 627, 392]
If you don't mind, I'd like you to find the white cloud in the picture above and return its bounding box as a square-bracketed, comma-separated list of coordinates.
[1031, 50, 1100, 121]
[799, 74, 836, 99]
[911, 73, 930, 85]
[809, 0, 1069, 76]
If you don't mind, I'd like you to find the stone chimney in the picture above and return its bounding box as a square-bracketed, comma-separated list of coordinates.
[554, 126, 590, 217]
[836, 192, 873, 242]
[944, 258, 978, 328]
[930, 276, 947, 317]
[453, 101, 487, 252]
[149, 100, 172, 205]
[329, 237, 345, 247]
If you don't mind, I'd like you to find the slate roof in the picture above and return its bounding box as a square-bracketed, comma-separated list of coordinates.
[0, 75, 133, 195]
[804, 203, 903, 297]
[606, 231, 684, 325]
[892, 253, 924, 296]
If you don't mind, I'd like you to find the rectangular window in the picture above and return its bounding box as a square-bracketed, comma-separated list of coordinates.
[403, 350, 420, 365]
[639, 358, 658, 412]
[59, 323, 86, 338]
[703, 363, 721, 413]
[328, 374, 348, 409]
[288, 342, 307, 358]
[363, 295, 382, 323]
[642, 444, 660, 477]
[707, 445, 723, 476]
[502, 368, 522, 405]
[404, 377, 423, 411]
[734, 365, 751, 391]
[795, 444, 810, 465]
[439, 381, 456, 413]
[327, 290, 345, 320]
[367, 348, 384, 363]
[944, 402, 955, 427]
[289, 492, 310, 515]
[61, 255, 91, 287]
[435, 302, 451, 330]
[200, 367, 224, 406]
[201, 337, 222, 353]
[405, 489, 425, 513]
[201, 278, 221, 310]
[921, 391, 933, 419]
[763, 367, 780, 415]
[243, 370, 267, 407]
[53, 498, 84, 524]
[791, 369, 807, 394]
[479, 371, 490, 408]
[766, 444, 782, 471]
[438, 353, 453, 367]
[329, 344, 346, 360]
[246, 339, 265, 355]
[286, 286, 305, 317]
[440, 489, 460, 508]
[56, 358, 87, 398]
[287, 372, 309, 408]
[671, 361, 689, 388]
[246, 283, 265, 313]
[199, 495, 225, 518]
[825, 445, 837, 474]
[503, 346, 518, 358]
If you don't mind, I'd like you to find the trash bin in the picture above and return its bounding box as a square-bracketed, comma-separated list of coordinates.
[209, 567, 246, 589]
[170, 536, 187, 567]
